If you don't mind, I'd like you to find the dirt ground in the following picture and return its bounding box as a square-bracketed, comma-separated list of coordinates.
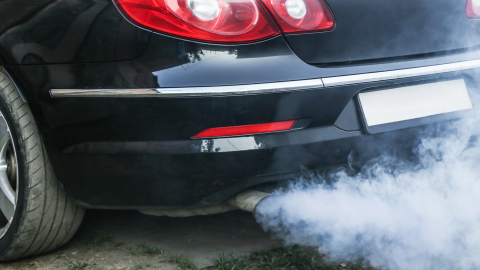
[0, 210, 282, 270]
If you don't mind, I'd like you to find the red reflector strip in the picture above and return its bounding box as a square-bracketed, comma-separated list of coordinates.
[193, 120, 296, 138]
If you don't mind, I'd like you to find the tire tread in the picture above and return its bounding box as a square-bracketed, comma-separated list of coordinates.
[0, 69, 84, 261]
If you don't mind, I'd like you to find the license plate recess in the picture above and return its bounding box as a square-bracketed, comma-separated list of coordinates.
[358, 79, 473, 134]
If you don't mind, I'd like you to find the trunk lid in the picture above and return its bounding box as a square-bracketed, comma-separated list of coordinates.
[285, 0, 480, 65]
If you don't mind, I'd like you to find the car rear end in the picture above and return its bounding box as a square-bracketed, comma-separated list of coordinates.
[2, 0, 480, 210]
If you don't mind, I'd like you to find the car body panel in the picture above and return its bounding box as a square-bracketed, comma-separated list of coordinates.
[0, 0, 150, 65]
[0, 0, 479, 208]
[286, 0, 480, 64]
[7, 56, 480, 207]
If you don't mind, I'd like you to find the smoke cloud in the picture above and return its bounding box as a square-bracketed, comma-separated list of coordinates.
[255, 104, 480, 269]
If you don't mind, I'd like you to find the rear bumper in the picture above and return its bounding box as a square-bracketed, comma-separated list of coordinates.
[6, 34, 480, 209]
[43, 67, 480, 209]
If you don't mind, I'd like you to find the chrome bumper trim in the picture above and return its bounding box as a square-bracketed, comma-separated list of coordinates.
[322, 59, 480, 87]
[50, 59, 480, 98]
[50, 79, 325, 98]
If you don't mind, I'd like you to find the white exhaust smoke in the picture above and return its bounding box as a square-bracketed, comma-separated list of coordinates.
[255, 105, 480, 269]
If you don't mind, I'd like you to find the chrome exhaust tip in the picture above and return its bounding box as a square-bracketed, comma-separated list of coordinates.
[139, 189, 271, 217]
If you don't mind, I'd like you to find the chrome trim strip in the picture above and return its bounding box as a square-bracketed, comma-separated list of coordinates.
[50, 79, 325, 98]
[50, 59, 480, 98]
[322, 59, 480, 87]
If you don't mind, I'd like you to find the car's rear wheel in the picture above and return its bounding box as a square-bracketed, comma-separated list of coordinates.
[0, 68, 85, 261]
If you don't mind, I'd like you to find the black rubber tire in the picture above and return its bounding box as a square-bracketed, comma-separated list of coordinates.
[0, 68, 85, 261]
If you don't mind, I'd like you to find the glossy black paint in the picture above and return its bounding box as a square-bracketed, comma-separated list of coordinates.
[8, 34, 480, 89]
[9, 63, 480, 208]
[287, 0, 480, 64]
[0, 0, 480, 208]
[0, 0, 150, 65]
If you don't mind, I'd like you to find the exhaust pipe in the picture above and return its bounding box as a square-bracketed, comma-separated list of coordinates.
[227, 189, 271, 212]
[139, 189, 271, 217]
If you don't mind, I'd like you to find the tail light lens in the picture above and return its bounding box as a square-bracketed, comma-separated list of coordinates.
[114, 0, 279, 43]
[467, 0, 480, 19]
[260, 0, 334, 33]
[114, 0, 335, 43]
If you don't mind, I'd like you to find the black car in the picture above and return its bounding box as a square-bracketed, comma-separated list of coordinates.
[0, 0, 479, 261]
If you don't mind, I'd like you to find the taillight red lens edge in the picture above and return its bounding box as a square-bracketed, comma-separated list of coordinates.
[192, 120, 296, 138]
[114, 0, 280, 44]
[114, 0, 335, 43]
[259, 0, 335, 33]
[467, 0, 480, 19]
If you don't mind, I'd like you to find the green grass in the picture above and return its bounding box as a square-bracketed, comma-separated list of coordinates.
[170, 253, 198, 270]
[132, 263, 144, 270]
[137, 243, 164, 255]
[68, 261, 89, 269]
[202, 246, 373, 270]
[129, 243, 165, 256]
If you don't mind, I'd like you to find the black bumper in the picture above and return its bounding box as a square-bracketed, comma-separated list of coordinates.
[16, 72, 479, 209]
[5, 35, 480, 209]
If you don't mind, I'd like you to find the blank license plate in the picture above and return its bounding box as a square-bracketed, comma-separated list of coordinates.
[358, 79, 473, 127]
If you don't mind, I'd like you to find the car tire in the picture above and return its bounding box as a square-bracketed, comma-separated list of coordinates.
[0, 68, 85, 261]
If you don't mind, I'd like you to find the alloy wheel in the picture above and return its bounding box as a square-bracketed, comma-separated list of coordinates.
[0, 112, 17, 239]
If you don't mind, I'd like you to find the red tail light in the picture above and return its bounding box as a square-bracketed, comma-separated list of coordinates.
[114, 0, 335, 43]
[259, 0, 334, 33]
[192, 120, 296, 138]
[467, 0, 480, 19]
[113, 0, 279, 43]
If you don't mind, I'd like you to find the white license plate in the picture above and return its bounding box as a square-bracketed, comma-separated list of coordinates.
[358, 79, 473, 127]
